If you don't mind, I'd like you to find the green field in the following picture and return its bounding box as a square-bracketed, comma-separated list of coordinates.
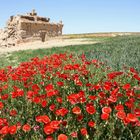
[0, 35, 140, 139]
[0, 35, 140, 71]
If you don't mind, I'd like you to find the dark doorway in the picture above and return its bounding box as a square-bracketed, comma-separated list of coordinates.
[41, 32, 46, 42]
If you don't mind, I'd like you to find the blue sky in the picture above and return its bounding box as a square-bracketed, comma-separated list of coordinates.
[0, 0, 140, 34]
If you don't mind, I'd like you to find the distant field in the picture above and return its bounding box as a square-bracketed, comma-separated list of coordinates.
[0, 35, 140, 71]
[62, 32, 140, 39]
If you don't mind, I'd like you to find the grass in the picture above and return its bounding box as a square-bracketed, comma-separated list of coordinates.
[0, 35, 140, 71]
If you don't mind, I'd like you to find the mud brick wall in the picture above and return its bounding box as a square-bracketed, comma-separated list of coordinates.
[0, 10, 63, 47]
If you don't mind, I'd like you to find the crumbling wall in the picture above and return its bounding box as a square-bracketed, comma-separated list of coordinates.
[0, 10, 63, 47]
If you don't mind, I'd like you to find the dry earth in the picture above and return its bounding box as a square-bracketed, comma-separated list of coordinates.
[0, 38, 96, 54]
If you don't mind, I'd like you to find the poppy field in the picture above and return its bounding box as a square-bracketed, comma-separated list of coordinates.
[0, 35, 140, 140]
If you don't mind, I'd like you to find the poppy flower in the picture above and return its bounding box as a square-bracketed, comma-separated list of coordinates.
[55, 108, 68, 117]
[44, 125, 54, 135]
[126, 113, 138, 122]
[8, 125, 17, 135]
[80, 128, 88, 136]
[86, 103, 96, 114]
[50, 120, 60, 130]
[115, 104, 124, 111]
[32, 97, 41, 104]
[45, 84, 54, 91]
[36, 115, 50, 124]
[88, 121, 95, 127]
[101, 113, 109, 120]
[10, 109, 17, 116]
[61, 120, 67, 127]
[56, 97, 63, 104]
[49, 104, 56, 111]
[41, 100, 47, 108]
[77, 114, 83, 121]
[58, 134, 68, 140]
[102, 107, 112, 114]
[104, 82, 112, 91]
[0, 102, 4, 110]
[46, 136, 53, 140]
[72, 106, 81, 115]
[57, 81, 64, 86]
[1, 94, 9, 100]
[134, 108, 140, 117]
[71, 131, 78, 138]
[22, 124, 31, 132]
[88, 95, 97, 101]
[0, 126, 9, 135]
[16, 122, 21, 129]
[122, 83, 131, 90]
[116, 111, 126, 120]
[98, 92, 106, 98]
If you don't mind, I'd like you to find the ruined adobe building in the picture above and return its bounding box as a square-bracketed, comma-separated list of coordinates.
[0, 10, 63, 47]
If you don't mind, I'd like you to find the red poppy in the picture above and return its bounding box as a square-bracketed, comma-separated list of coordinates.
[103, 82, 112, 91]
[0, 126, 9, 135]
[57, 81, 64, 86]
[46, 136, 53, 140]
[44, 125, 54, 135]
[72, 106, 81, 115]
[10, 109, 17, 116]
[27, 91, 34, 99]
[130, 67, 138, 74]
[49, 104, 56, 111]
[133, 74, 140, 81]
[134, 108, 140, 117]
[47, 90, 58, 97]
[102, 107, 112, 114]
[56, 97, 63, 104]
[8, 125, 17, 135]
[36, 115, 50, 124]
[58, 134, 68, 140]
[98, 92, 106, 98]
[126, 113, 138, 122]
[55, 108, 68, 117]
[41, 100, 47, 108]
[88, 121, 95, 127]
[32, 84, 40, 92]
[71, 131, 78, 138]
[77, 114, 83, 121]
[115, 104, 124, 111]
[50, 121, 60, 130]
[86, 103, 96, 114]
[45, 84, 54, 91]
[61, 120, 67, 127]
[0, 102, 4, 110]
[116, 111, 126, 120]
[32, 97, 41, 104]
[80, 128, 88, 136]
[17, 89, 24, 97]
[22, 124, 31, 132]
[101, 113, 109, 120]
[88, 95, 97, 101]
[1, 94, 9, 100]
[135, 121, 140, 127]
[110, 88, 119, 97]
[108, 96, 117, 103]
[122, 83, 131, 90]
[16, 122, 21, 129]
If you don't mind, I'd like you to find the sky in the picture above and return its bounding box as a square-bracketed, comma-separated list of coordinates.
[0, 0, 140, 34]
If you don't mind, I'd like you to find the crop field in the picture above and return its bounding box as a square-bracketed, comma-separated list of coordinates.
[0, 35, 140, 139]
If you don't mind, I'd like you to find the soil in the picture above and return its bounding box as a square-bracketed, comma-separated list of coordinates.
[0, 38, 96, 54]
